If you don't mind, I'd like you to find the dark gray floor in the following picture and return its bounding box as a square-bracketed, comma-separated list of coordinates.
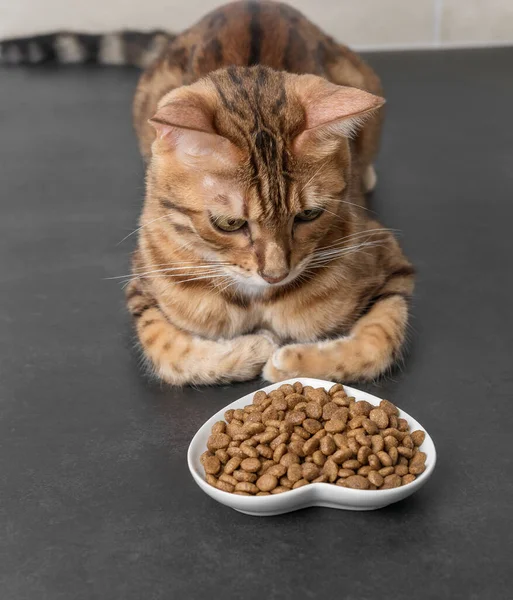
[1, 48, 512, 600]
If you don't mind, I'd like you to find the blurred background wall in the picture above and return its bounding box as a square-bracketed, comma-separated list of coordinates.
[0, 0, 512, 49]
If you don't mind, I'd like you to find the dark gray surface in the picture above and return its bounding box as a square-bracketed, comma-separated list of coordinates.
[1, 48, 512, 600]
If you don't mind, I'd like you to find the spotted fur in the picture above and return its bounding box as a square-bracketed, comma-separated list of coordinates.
[127, 1, 414, 386]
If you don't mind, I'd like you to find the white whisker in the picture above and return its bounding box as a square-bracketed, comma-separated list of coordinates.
[116, 213, 174, 246]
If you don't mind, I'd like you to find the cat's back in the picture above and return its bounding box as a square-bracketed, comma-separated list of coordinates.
[174, 0, 333, 79]
[134, 1, 381, 158]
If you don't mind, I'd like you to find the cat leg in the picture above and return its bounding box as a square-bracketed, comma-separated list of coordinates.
[126, 281, 276, 385]
[263, 269, 414, 383]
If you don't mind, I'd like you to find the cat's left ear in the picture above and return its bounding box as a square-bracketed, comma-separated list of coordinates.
[290, 75, 385, 156]
[149, 84, 240, 169]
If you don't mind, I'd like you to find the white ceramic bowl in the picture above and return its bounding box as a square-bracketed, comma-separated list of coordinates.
[187, 378, 436, 516]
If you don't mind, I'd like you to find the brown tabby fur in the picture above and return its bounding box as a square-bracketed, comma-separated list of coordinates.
[127, 1, 414, 385]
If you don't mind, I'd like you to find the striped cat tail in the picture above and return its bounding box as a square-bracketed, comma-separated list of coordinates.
[0, 30, 173, 66]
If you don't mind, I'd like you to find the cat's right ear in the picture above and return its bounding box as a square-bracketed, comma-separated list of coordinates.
[290, 74, 385, 157]
[149, 87, 240, 169]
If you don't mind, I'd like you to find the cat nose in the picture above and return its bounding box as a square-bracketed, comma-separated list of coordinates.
[259, 271, 289, 284]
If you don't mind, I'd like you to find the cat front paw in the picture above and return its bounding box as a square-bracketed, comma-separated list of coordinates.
[262, 343, 310, 382]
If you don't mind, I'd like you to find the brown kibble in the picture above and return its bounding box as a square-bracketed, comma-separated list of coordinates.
[219, 473, 238, 486]
[288, 439, 306, 457]
[265, 464, 286, 478]
[357, 466, 372, 476]
[371, 435, 384, 454]
[379, 466, 395, 476]
[280, 477, 293, 489]
[286, 410, 306, 425]
[382, 474, 402, 489]
[337, 468, 356, 478]
[368, 470, 384, 487]
[235, 482, 259, 494]
[332, 447, 353, 464]
[397, 418, 409, 432]
[342, 459, 361, 470]
[202, 383, 429, 496]
[278, 384, 295, 395]
[329, 383, 345, 395]
[380, 399, 399, 416]
[345, 475, 370, 489]
[270, 486, 288, 494]
[232, 470, 257, 482]
[253, 390, 268, 405]
[368, 454, 381, 470]
[320, 435, 337, 456]
[273, 443, 287, 463]
[362, 418, 379, 435]
[301, 462, 320, 481]
[312, 450, 327, 466]
[207, 433, 231, 451]
[212, 421, 226, 434]
[384, 435, 399, 450]
[292, 479, 310, 489]
[323, 459, 339, 482]
[402, 434, 414, 449]
[395, 464, 409, 476]
[333, 433, 348, 448]
[355, 432, 371, 447]
[270, 432, 290, 450]
[224, 457, 242, 474]
[322, 402, 339, 420]
[216, 480, 235, 493]
[255, 473, 278, 491]
[226, 447, 245, 458]
[347, 437, 360, 455]
[325, 419, 346, 433]
[303, 418, 322, 434]
[377, 451, 393, 467]
[397, 446, 414, 459]
[242, 422, 265, 436]
[348, 415, 366, 430]
[303, 437, 320, 455]
[256, 444, 273, 459]
[206, 474, 217, 487]
[349, 401, 373, 418]
[240, 458, 261, 473]
[200, 451, 213, 464]
[305, 402, 323, 420]
[369, 408, 389, 429]
[287, 463, 303, 483]
[293, 426, 310, 440]
[357, 446, 372, 465]
[411, 430, 426, 447]
[240, 443, 259, 458]
[285, 393, 304, 409]
[280, 452, 300, 468]
[203, 456, 221, 475]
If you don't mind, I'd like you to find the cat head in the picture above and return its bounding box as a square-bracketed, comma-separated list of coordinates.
[146, 66, 384, 292]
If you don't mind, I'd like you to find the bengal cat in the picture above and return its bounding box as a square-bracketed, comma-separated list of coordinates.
[125, 0, 414, 385]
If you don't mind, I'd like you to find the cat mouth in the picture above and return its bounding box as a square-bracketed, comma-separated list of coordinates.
[225, 264, 306, 293]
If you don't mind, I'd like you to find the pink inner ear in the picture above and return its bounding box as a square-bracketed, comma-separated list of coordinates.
[291, 74, 384, 132]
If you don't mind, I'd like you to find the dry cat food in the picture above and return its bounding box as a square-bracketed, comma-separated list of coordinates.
[201, 383, 427, 495]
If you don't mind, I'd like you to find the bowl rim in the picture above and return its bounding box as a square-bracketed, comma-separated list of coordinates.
[187, 378, 437, 503]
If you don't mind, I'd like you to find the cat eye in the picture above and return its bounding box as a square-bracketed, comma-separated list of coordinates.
[212, 215, 247, 232]
[295, 208, 324, 222]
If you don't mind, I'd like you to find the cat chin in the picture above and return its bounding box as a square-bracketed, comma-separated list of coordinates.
[228, 270, 301, 296]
